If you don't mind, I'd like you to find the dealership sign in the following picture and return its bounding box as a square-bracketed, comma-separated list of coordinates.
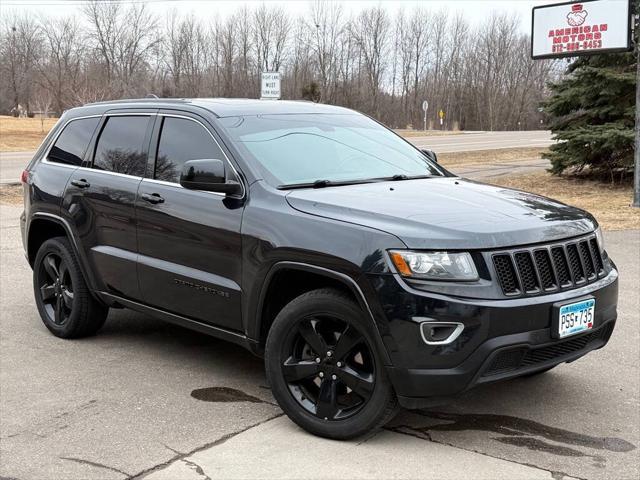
[531, 0, 632, 59]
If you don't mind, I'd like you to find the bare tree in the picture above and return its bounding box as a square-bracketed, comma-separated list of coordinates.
[83, 0, 159, 96]
[0, 13, 41, 113]
[349, 7, 389, 117]
[0, 2, 556, 131]
[308, 1, 343, 102]
[37, 16, 84, 115]
[253, 4, 289, 73]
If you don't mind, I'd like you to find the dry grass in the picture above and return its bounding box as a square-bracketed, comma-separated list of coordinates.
[438, 147, 547, 168]
[0, 116, 57, 152]
[0, 184, 23, 205]
[396, 129, 461, 138]
[487, 171, 639, 231]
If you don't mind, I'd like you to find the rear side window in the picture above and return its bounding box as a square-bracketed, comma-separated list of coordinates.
[93, 116, 149, 176]
[47, 117, 100, 166]
[155, 117, 225, 183]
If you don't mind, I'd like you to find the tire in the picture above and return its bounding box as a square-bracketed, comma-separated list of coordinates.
[33, 236, 108, 338]
[265, 288, 398, 440]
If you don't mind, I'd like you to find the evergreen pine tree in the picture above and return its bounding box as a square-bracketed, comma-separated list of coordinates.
[543, 44, 637, 182]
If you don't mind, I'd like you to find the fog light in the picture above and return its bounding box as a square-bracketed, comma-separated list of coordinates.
[419, 321, 464, 345]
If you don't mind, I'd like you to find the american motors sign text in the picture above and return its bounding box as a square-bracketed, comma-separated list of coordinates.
[531, 0, 631, 59]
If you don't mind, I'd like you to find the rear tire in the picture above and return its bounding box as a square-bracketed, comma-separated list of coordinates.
[33, 237, 108, 338]
[265, 288, 398, 439]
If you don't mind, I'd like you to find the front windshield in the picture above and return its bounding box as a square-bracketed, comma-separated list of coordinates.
[218, 113, 444, 187]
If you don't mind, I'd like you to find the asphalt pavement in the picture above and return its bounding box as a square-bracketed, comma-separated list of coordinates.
[0, 131, 553, 184]
[0, 196, 638, 479]
[408, 130, 553, 153]
[0, 151, 34, 185]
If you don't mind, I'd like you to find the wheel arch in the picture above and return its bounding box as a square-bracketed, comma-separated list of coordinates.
[27, 213, 103, 301]
[27, 217, 67, 267]
[253, 262, 391, 365]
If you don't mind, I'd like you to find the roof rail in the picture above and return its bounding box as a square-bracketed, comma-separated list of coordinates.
[84, 98, 190, 106]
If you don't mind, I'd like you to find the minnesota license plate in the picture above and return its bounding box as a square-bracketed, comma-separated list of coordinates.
[558, 299, 595, 338]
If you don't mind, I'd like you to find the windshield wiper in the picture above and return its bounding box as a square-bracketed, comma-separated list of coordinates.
[313, 179, 332, 188]
[277, 174, 439, 190]
[278, 178, 376, 190]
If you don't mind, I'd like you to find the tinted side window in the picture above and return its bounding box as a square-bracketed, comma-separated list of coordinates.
[93, 116, 149, 176]
[47, 117, 100, 166]
[155, 117, 225, 183]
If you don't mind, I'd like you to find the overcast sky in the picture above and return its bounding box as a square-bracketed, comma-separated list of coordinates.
[1, 0, 551, 32]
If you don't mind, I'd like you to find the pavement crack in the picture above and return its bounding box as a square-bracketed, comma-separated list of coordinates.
[387, 425, 587, 480]
[60, 457, 130, 477]
[162, 444, 184, 456]
[129, 412, 284, 479]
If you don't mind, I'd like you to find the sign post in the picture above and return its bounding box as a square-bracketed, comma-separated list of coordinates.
[438, 109, 445, 129]
[422, 100, 429, 131]
[261, 72, 281, 100]
[531, 0, 638, 208]
[634, 27, 639, 207]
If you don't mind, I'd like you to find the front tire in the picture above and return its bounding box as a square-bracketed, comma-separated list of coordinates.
[265, 288, 398, 439]
[33, 237, 108, 338]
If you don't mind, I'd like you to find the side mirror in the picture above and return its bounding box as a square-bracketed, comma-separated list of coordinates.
[180, 159, 242, 195]
[421, 149, 438, 163]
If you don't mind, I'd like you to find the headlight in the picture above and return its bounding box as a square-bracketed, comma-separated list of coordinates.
[595, 227, 605, 253]
[389, 250, 479, 281]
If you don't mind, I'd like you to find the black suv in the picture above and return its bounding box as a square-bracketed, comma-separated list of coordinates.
[21, 99, 618, 439]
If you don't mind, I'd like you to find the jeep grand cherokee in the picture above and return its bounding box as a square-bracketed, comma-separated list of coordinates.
[20, 99, 618, 439]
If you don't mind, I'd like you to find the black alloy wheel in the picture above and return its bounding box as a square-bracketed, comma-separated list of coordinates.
[38, 252, 74, 326]
[282, 315, 375, 421]
[33, 237, 108, 338]
[265, 288, 398, 439]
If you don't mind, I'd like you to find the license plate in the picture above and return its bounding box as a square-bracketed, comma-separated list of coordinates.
[558, 299, 595, 338]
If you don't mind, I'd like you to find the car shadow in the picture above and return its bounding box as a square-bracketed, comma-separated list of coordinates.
[86, 308, 270, 392]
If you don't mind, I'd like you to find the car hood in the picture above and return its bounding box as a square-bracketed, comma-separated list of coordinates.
[285, 177, 597, 249]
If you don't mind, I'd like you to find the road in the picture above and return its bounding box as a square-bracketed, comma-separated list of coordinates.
[0, 131, 553, 184]
[0, 200, 638, 480]
[407, 130, 553, 153]
[0, 151, 34, 184]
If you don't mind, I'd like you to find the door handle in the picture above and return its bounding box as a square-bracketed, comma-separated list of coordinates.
[141, 193, 165, 204]
[70, 179, 90, 189]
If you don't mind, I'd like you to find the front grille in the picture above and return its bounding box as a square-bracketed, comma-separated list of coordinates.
[491, 235, 604, 297]
[534, 250, 556, 290]
[494, 255, 519, 294]
[579, 242, 596, 279]
[551, 247, 572, 287]
[566, 243, 585, 283]
[483, 324, 611, 377]
[514, 252, 538, 293]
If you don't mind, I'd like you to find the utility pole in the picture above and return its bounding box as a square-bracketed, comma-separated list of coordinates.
[633, 13, 640, 207]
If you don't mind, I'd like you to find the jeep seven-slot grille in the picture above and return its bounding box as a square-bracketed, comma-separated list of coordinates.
[492, 235, 604, 297]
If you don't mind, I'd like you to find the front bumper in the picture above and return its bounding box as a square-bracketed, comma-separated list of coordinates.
[366, 267, 618, 408]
